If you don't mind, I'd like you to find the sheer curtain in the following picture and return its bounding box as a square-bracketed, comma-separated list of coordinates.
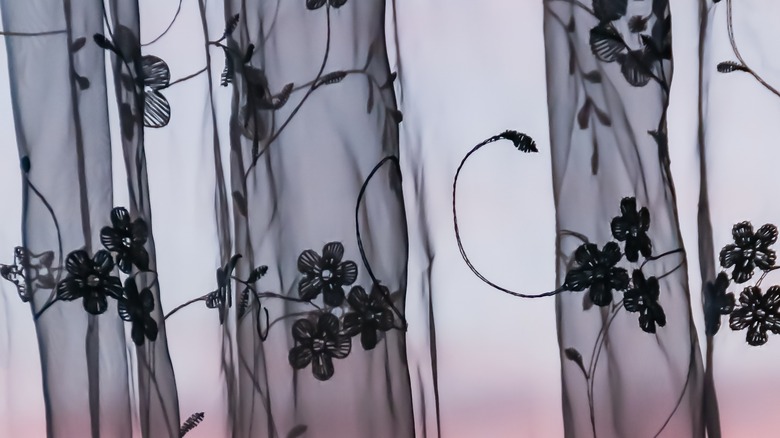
[1, 0, 780, 437]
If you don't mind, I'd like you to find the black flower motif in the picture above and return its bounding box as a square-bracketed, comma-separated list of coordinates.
[56, 250, 123, 315]
[719, 222, 777, 283]
[343, 284, 395, 350]
[623, 270, 666, 333]
[729, 286, 780, 346]
[703, 272, 735, 336]
[610, 197, 652, 262]
[100, 207, 150, 274]
[298, 242, 358, 306]
[288, 313, 351, 381]
[1, 247, 57, 302]
[306, 0, 347, 10]
[118, 278, 158, 346]
[565, 242, 630, 307]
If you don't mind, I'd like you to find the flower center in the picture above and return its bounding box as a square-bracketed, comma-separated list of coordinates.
[321, 269, 333, 282]
[87, 274, 101, 288]
[312, 338, 326, 353]
[122, 236, 133, 248]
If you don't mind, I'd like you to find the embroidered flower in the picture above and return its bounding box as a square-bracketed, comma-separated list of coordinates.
[703, 272, 735, 336]
[288, 313, 351, 381]
[565, 242, 629, 307]
[623, 270, 666, 333]
[343, 284, 395, 350]
[56, 250, 123, 315]
[100, 207, 150, 274]
[1, 247, 57, 302]
[297, 242, 358, 306]
[610, 197, 652, 262]
[119, 278, 158, 346]
[719, 222, 777, 283]
[729, 286, 780, 346]
[306, 0, 347, 10]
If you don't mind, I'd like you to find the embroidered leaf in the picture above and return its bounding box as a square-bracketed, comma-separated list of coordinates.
[287, 425, 308, 438]
[205, 289, 224, 309]
[143, 90, 171, 128]
[93, 33, 114, 51]
[71, 37, 87, 52]
[233, 191, 248, 216]
[583, 70, 602, 83]
[179, 412, 205, 437]
[589, 23, 624, 63]
[717, 61, 749, 73]
[591, 137, 599, 175]
[141, 55, 171, 89]
[243, 44, 255, 63]
[75, 75, 90, 90]
[237, 287, 250, 319]
[564, 347, 588, 376]
[577, 99, 592, 129]
[247, 265, 268, 283]
[271, 83, 294, 109]
[224, 14, 240, 37]
[315, 71, 348, 88]
[499, 130, 537, 153]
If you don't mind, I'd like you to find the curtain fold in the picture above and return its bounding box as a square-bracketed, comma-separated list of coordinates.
[542, 1, 704, 436]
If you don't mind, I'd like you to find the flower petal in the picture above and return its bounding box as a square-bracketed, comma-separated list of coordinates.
[719, 244, 740, 269]
[322, 285, 345, 307]
[729, 307, 752, 330]
[756, 224, 778, 247]
[327, 335, 351, 358]
[342, 313, 362, 337]
[329, 0, 347, 7]
[638, 207, 651, 231]
[360, 328, 379, 350]
[110, 207, 131, 229]
[291, 318, 315, 342]
[312, 354, 334, 381]
[377, 309, 395, 331]
[638, 233, 652, 258]
[321, 242, 345, 264]
[317, 312, 341, 335]
[299, 275, 323, 301]
[574, 243, 598, 266]
[100, 227, 123, 251]
[289, 345, 313, 369]
[746, 322, 768, 347]
[619, 197, 637, 216]
[140, 288, 155, 312]
[132, 246, 150, 272]
[143, 90, 171, 128]
[754, 249, 776, 271]
[610, 217, 630, 241]
[306, 0, 327, 10]
[57, 278, 85, 301]
[732, 222, 754, 247]
[297, 249, 322, 274]
[131, 321, 146, 346]
[347, 286, 369, 311]
[117, 253, 133, 274]
[141, 55, 170, 89]
[609, 267, 630, 290]
[601, 242, 622, 266]
[638, 311, 657, 334]
[624, 239, 640, 263]
[131, 219, 149, 244]
[83, 292, 108, 315]
[565, 267, 591, 291]
[118, 299, 133, 321]
[93, 250, 115, 275]
[336, 261, 358, 286]
[623, 289, 641, 313]
[65, 250, 90, 276]
[589, 282, 612, 307]
[144, 317, 158, 342]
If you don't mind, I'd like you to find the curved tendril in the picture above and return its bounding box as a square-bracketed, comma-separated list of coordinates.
[256, 306, 270, 341]
[141, 0, 184, 46]
[726, 0, 780, 99]
[354, 156, 408, 328]
[453, 133, 563, 299]
[652, 343, 696, 438]
[639, 248, 685, 270]
[243, 7, 332, 180]
[161, 67, 208, 89]
[25, 179, 64, 286]
[755, 266, 780, 288]
[33, 297, 59, 320]
[164, 295, 208, 320]
[586, 301, 624, 437]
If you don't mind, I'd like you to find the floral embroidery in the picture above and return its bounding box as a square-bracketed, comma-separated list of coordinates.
[1, 247, 57, 302]
[719, 222, 777, 283]
[288, 313, 351, 381]
[56, 249, 123, 315]
[703, 272, 735, 336]
[297, 242, 358, 306]
[100, 207, 150, 274]
[729, 286, 780, 346]
[306, 0, 347, 10]
[610, 197, 652, 262]
[343, 284, 395, 350]
[565, 242, 630, 307]
[118, 278, 158, 346]
[624, 270, 666, 334]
